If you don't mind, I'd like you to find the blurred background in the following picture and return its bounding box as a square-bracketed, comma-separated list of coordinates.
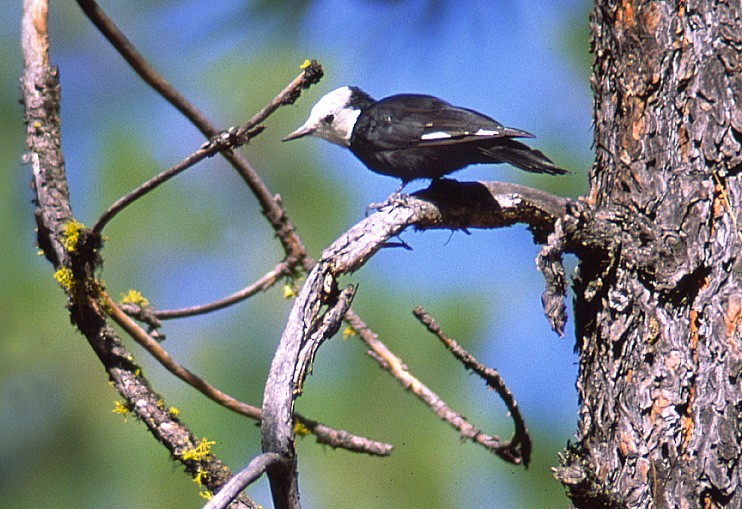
[2, 1, 593, 507]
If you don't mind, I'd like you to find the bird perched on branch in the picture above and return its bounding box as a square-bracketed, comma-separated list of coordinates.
[283, 86, 567, 185]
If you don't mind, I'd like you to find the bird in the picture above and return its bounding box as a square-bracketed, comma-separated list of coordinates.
[283, 86, 567, 185]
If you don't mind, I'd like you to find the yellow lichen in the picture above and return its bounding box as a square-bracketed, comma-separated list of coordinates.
[342, 326, 356, 339]
[300, 59, 312, 69]
[181, 437, 216, 462]
[294, 420, 311, 436]
[120, 289, 149, 307]
[198, 490, 213, 500]
[193, 469, 207, 485]
[169, 406, 180, 418]
[112, 400, 129, 414]
[283, 284, 296, 299]
[53, 267, 75, 292]
[61, 220, 85, 252]
[112, 400, 130, 422]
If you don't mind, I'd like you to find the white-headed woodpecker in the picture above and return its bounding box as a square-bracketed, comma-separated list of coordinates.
[283, 86, 567, 184]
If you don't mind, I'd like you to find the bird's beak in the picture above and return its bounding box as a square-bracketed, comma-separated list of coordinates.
[282, 124, 313, 142]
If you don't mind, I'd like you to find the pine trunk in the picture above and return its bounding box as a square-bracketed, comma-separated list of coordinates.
[555, 1, 742, 507]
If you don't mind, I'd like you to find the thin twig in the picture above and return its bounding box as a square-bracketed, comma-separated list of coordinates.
[104, 292, 264, 419]
[77, 0, 219, 135]
[204, 453, 284, 509]
[78, 0, 320, 261]
[91, 59, 323, 234]
[297, 416, 393, 456]
[154, 258, 298, 320]
[412, 306, 532, 466]
[91, 125, 263, 234]
[344, 309, 524, 464]
[106, 291, 391, 456]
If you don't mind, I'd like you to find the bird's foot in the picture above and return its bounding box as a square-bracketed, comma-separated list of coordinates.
[365, 182, 410, 215]
[366, 190, 408, 215]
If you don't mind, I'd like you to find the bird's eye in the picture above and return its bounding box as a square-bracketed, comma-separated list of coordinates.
[323, 114, 335, 124]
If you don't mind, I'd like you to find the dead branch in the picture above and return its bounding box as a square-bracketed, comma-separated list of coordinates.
[21, 2, 255, 505]
[412, 306, 532, 465]
[204, 453, 285, 509]
[261, 182, 569, 506]
[77, 0, 317, 260]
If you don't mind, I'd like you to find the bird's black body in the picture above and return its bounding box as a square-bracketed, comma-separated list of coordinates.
[348, 92, 565, 182]
[284, 86, 567, 184]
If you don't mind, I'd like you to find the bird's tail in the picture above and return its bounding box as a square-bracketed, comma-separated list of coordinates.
[479, 139, 569, 175]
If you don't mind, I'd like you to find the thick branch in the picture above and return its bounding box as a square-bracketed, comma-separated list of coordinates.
[327, 180, 569, 275]
[261, 265, 356, 508]
[23, 0, 72, 268]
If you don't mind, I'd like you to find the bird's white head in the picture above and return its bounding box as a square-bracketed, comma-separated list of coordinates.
[283, 86, 363, 147]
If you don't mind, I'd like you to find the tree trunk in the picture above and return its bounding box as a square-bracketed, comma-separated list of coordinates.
[554, 1, 742, 507]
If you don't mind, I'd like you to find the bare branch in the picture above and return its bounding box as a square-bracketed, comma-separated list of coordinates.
[345, 309, 524, 464]
[23, 0, 73, 268]
[297, 415, 394, 456]
[108, 292, 392, 456]
[260, 181, 569, 504]
[412, 306, 532, 466]
[324, 181, 568, 276]
[90, 58, 324, 234]
[413, 179, 568, 242]
[204, 453, 284, 509]
[22, 4, 255, 505]
[154, 259, 299, 320]
[104, 293, 264, 419]
[91, 125, 264, 234]
[77, 0, 320, 261]
[77, 0, 221, 134]
[262, 267, 356, 508]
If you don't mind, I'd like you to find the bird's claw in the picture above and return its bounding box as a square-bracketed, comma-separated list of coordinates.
[366, 191, 408, 215]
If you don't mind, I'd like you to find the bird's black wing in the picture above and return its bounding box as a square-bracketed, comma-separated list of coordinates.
[352, 94, 569, 178]
[361, 94, 534, 149]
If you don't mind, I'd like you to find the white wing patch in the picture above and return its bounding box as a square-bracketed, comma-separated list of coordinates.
[421, 132, 453, 140]
[474, 128, 499, 136]
[421, 128, 500, 141]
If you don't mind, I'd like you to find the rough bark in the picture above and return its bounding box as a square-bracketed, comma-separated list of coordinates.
[554, 1, 742, 508]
